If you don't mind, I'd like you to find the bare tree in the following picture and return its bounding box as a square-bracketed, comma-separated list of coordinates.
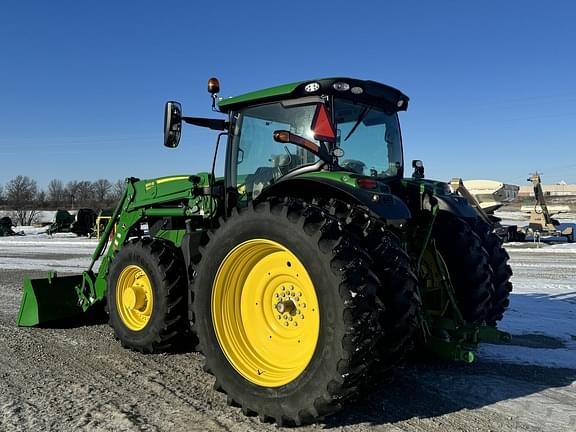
[110, 179, 126, 202]
[0, 183, 4, 201]
[47, 179, 66, 205]
[93, 179, 112, 203]
[66, 180, 81, 208]
[5, 175, 39, 225]
[36, 190, 47, 208]
[76, 181, 94, 205]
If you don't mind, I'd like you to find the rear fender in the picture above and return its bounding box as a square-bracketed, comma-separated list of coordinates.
[256, 177, 411, 225]
[436, 195, 478, 219]
[399, 178, 478, 220]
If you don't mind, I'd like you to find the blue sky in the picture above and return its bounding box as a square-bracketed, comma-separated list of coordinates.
[1, 1, 575, 189]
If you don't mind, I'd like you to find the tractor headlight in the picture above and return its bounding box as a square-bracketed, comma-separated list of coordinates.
[332, 82, 350, 91]
[304, 82, 320, 93]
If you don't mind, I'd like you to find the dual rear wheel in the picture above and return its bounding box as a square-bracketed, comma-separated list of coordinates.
[191, 199, 420, 425]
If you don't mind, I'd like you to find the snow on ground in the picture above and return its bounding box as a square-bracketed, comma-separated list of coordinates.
[478, 241, 576, 369]
[0, 230, 98, 272]
[1, 225, 575, 370]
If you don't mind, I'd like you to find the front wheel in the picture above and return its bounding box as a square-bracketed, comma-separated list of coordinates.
[192, 200, 381, 426]
[106, 238, 189, 353]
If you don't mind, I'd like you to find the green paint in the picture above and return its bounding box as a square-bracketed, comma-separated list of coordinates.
[426, 337, 475, 363]
[154, 229, 186, 247]
[17, 272, 85, 326]
[301, 171, 359, 188]
[300, 171, 386, 191]
[402, 178, 450, 196]
[218, 81, 305, 111]
[478, 326, 512, 344]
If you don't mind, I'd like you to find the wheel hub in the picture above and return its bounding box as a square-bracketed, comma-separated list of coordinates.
[273, 285, 308, 327]
[116, 265, 153, 331]
[122, 285, 147, 311]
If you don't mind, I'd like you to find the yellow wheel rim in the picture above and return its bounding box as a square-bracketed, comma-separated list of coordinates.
[212, 239, 320, 387]
[116, 264, 154, 331]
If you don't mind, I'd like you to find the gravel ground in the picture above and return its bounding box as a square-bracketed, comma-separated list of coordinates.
[1, 251, 575, 431]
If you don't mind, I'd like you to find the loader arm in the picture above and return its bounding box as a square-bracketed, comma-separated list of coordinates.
[17, 173, 219, 326]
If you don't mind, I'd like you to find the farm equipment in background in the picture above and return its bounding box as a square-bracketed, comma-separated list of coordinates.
[0, 216, 25, 237]
[17, 77, 512, 426]
[94, 209, 114, 239]
[453, 174, 574, 243]
[450, 178, 524, 241]
[459, 179, 519, 214]
[521, 172, 573, 242]
[46, 208, 97, 237]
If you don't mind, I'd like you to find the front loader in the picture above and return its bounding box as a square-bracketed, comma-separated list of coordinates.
[18, 77, 512, 425]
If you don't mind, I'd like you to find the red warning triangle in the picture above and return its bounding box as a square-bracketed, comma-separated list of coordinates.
[312, 104, 336, 142]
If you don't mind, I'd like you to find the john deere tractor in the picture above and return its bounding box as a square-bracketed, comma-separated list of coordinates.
[18, 77, 512, 425]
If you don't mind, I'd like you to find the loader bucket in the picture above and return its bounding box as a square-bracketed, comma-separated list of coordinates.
[17, 272, 85, 327]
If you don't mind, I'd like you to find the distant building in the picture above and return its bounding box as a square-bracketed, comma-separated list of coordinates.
[518, 184, 576, 197]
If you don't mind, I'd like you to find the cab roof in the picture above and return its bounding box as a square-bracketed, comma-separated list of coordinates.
[217, 77, 409, 113]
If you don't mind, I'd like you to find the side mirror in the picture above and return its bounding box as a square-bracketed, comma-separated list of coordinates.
[164, 101, 182, 148]
[412, 159, 425, 179]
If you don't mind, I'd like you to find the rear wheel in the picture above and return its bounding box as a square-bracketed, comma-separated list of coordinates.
[474, 222, 513, 325]
[107, 238, 189, 353]
[432, 213, 493, 323]
[322, 199, 421, 381]
[192, 200, 381, 426]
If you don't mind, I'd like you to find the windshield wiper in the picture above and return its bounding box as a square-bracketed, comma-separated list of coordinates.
[344, 106, 370, 141]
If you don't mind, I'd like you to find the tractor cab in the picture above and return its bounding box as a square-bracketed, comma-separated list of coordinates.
[164, 77, 409, 204]
[227, 94, 405, 202]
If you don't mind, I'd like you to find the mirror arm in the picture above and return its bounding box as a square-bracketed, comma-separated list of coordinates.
[182, 116, 228, 131]
[273, 130, 332, 165]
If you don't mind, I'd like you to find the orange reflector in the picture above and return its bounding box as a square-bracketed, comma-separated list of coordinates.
[273, 131, 290, 143]
[208, 77, 220, 94]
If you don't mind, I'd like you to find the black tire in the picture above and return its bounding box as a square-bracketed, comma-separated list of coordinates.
[432, 213, 493, 324]
[107, 238, 189, 353]
[474, 222, 513, 325]
[321, 199, 421, 381]
[191, 200, 381, 426]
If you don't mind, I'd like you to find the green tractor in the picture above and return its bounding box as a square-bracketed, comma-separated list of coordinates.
[17, 77, 512, 425]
